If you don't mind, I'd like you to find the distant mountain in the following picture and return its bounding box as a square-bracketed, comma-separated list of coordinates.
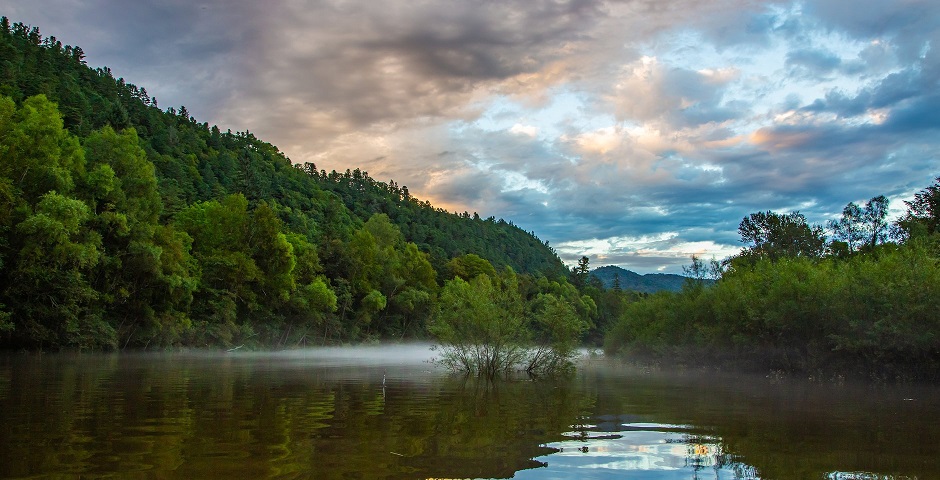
[590, 265, 696, 293]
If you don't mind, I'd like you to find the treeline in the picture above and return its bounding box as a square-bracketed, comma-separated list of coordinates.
[309, 166, 567, 276]
[0, 18, 578, 350]
[606, 183, 940, 380]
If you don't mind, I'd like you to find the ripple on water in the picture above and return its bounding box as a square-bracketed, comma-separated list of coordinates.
[519, 421, 754, 480]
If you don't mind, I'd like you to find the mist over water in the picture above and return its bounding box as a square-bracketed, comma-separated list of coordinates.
[234, 342, 440, 365]
[225, 343, 443, 382]
[1, 346, 938, 479]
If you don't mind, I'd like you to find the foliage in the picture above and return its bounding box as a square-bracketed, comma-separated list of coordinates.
[570, 256, 591, 288]
[897, 176, 940, 240]
[0, 18, 578, 351]
[306, 166, 566, 276]
[446, 253, 497, 281]
[682, 254, 722, 285]
[829, 195, 890, 255]
[525, 292, 588, 375]
[431, 269, 590, 378]
[606, 238, 940, 379]
[431, 273, 529, 377]
[736, 210, 826, 262]
[605, 176, 940, 379]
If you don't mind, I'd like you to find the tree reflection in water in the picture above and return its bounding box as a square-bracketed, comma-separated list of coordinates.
[0, 348, 939, 479]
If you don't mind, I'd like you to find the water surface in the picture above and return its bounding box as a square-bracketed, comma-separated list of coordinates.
[1, 345, 937, 479]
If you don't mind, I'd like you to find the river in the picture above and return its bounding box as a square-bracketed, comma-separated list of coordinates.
[1, 345, 937, 479]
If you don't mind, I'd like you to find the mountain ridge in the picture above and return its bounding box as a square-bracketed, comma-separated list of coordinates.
[590, 265, 692, 293]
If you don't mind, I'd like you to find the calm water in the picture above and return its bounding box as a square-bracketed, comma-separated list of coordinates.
[1, 345, 938, 479]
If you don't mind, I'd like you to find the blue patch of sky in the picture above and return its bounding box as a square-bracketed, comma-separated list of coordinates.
[647, 5, 897, 132]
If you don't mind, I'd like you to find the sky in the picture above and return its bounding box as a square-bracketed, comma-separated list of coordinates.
[4, 0, 939, 273]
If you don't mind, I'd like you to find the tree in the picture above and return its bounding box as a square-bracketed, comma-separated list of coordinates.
[571, 256, 590, 288]
[897, 177, 940, 239]
[431, 269, 589, 378]
[525, 293, 588, 375]
[341, 213, 437, 338]
[682, 254, 722, 288]
[388, 242, 437, 336]
[81, 125, 193, 348]
[250, 201, 296, 304]
[446, 253, 497, 280]
[431, 273, 528, 378]
[0, 95, 85, 204]
[174, 194, 259, 345]
[737, 211, 826, 262]
[829, 202, 864, 254]
[860, 195, 889, 250]
[7, 192, 105, 348]
[280, 232, 337, 344]
[0, 95, 110, 349]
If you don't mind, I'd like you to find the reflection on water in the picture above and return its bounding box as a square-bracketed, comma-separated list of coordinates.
[517, 422, 758, 480]
[0, 346, 938, 479]
[827, 474, 919, 480]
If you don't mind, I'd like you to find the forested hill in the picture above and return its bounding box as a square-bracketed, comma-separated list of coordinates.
[0, 18, 563, 276]
[0, 18, 568, 349]
[590, 266, 690, 293]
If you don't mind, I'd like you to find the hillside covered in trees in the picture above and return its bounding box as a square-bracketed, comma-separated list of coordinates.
[0, 18, 583, 350]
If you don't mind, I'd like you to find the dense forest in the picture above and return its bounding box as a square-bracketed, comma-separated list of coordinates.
[0, 18, 601, 351]
[605, 186, 940, 380]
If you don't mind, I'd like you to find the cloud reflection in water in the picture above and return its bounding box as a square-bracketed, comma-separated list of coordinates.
[517, 422, 759, 479]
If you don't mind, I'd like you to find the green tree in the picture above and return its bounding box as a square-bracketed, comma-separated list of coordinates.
[0, 94, 112, 348]
[736, 211, 825, 262]
[531, 275, 597, 325]
[278, 232, 336, 344]
[828, 202, 864, 254]
[80, 125, 196, 347]
[446, 253, 497, 280]
[570, 256, 590, 288]
[898, 177, 940, 239]
[7, 192, 105, 348]
[387, 242, 437, 337]
[142, 224, 198, 346]
[174, 194, 258, 344]
[860, 195, 889, 250]
[0, 95, 84, 203]
[430, 273, 528, 378]
[341, 214, 437, 338]
[432, 268, 589, 378]
[682, 254, 722, 285]
[525, 293, 588, 375]
[250, 201, 296, 304]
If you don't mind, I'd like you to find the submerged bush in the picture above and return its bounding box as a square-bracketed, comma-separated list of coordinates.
[431, 271, 587, 378]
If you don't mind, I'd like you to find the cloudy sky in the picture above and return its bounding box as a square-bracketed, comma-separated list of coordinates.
[5, 0, 939, 273]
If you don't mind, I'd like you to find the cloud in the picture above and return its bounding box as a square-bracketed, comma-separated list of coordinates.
[604, 56, 742, 129]
[7, 0, 940, 273]
[786, 48, 843, 76]
[221, 0, 611, 133]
